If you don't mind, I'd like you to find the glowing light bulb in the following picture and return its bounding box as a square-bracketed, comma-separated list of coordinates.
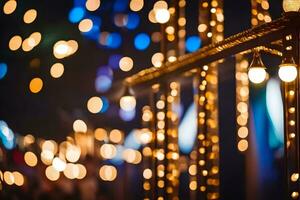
[278, 64, 298, 82]
[120, 95, 136, 111]
[248, 67, 267, 84]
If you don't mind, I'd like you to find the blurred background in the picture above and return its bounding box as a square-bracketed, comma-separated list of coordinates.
[0, 0, 286, 199]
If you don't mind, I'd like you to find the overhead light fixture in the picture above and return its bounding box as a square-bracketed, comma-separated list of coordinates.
[248, 50, 267, 84]
[120, 86, 136, 111]
[278, 54, 298, 83]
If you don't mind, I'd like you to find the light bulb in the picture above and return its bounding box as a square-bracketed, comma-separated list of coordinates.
[248, 67, 267, 84]
[283, 0, 300, 12]
[120, 95, 136, 111]
[278, 64, 298, 82]
[155, 8, 170, 24]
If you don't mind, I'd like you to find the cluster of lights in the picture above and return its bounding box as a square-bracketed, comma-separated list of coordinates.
[1, 170, 24, 186]
[149, 1, 171, 24]
[235, 56, 250, 152]
[9, 32, 42, 52]
[251, 0, 271, 27]
[53, 40, 78, 59]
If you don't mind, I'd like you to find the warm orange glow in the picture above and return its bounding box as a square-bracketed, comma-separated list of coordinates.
[29, 77, 43, 93]
[87, 96, 103, 114]
[23, 9, 37, 24]
[99, 165, 117, 181]
[3, 0, 17, 15]
[86, 0, 101, 11]
[78, 19, 93, 32]
[50, 63, 64, 78]
[9, 35, 22, 51]
[45, 166, 60, 181]
[24, 151, 38, 167]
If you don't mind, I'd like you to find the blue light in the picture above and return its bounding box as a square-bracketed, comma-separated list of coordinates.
[95, 75, 112, 93]
[134, 33, 150, 50]
[74, 0, 85, 7]
[108, 54, 122, 69]
[106, 33, 122, 49]
[119, 109, 136, 121]
[126, 13, 140, 30]
[110, 145, 124, 165]
[97, 66, 113, 78]
[100, 96, 109, 113]
[0, 63, 8, 80]
[186, 36, 202, 52]
[0, 120, 15, 150]
[113, 0, 128, 12]
[266, 78, 284, 147]
[69, 7, 85, 23]
[124, 129, 141, 150]
[178, 104, 197, 154]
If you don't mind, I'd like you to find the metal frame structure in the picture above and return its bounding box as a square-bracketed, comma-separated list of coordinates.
[126, 13, 300, 200]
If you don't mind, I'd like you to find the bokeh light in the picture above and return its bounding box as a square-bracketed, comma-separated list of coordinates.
[109, 129, 123, 144]
[94, 128, 108, 141]
[12, 171, 24, 186]
[108, 54, 122, 69]
[45, 166, 60, 181]
[86, 0, 101, 11]
[106, 32, 122, 49]
[119, 109, 136, 121]
[3, 0, 17, 15]
[134, 33, 150, 50]
[66, 145, 81, 163]
[126, 13, 140, 29]
[186, 36, 202, 52]
[77, 164, 87, 179]
[52, 157, 67, 172]
[24, 151, 38, 167]
[129, 0, 144, 12]
[29, 77, 43, 93]
[23, 9, 37, 24]
[87, 96, 103, 114]
[151, 52, 164, 67]
[100, 144, 117, 159]
[119, 57, 133, 72]
[73, 119, 88, 133]
[63, 163, 79, 179]
[78, 19, 93, 32]
[99, 165, 117, 181]
[95, 75, 112, 93]
[69, 7, 85, 23]
[50, 63, 64, 78]
[4, 171, 14, 185]
[9, 35, 22, 51]
[0, 63, 8, 80]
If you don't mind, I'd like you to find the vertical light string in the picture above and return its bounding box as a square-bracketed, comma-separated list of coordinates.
[177, 0, 186, 56]
[142, 106, 154, 200]
[151, 84, 167, 200]
[165, 82, 180, 199]
[282, 33, 300, 200]
[235, 55, 250, 152]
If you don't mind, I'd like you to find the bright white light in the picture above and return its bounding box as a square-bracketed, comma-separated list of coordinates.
[278, 65, 298, 83]
[52, 157, 66, 172]
[248, 67, 267, 84]
[155, 9, 170, 24]
[120, 95, 136, 111]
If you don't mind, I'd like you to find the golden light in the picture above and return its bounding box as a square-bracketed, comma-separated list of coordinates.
[63, 163, 79, 179]
[100, 144, 117, 159]
[151, 52, 164, 67]
[4, 171, 14, 185]
[109, 129, 123, 144]
[153, 1, 168, 10]
[87, 96, 103, 114]
[76, 164, 87, 179]
[41, 150, 54, 165]
[52, 157, 67, 172]
[29, 77, 43, 93]
[278, 64, 298, 83]
[9, 35, 22, 51]
[123, 149, 142, 164]
[86, 0, 101, 11]
[119, 57, 134, 72]
[99, 165, 117, 181]
[3, 0, 17, 15]
[237, 139, 248, 152]
[282, 0, 300, 12]
[66, 145, 81, 163]
[23, 9, 37, 24]
[155, 8, 170, 24]
[42, 140, 58, 154]
[139, 129, 152, 144]
[78, 19, 93, 32]
[129, 0, 144, 12]
[22, 38, 34, 52]
[12, 171, 24, 186]
[53, 40, 70, 59]
[148, 9, 157, 23]
[73, 119, 88, 133]
[67, 40, 78, 54]
[94, 128, 108, 141]
[29, 32, 42, 46]
[45, 166, 60, 181]
[24, 151, 38, 167]
[23, 134, 35, 146]
[50, 63, 64, 78]
[120, 95, 136, 111]
[143, 169, 152, 179]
